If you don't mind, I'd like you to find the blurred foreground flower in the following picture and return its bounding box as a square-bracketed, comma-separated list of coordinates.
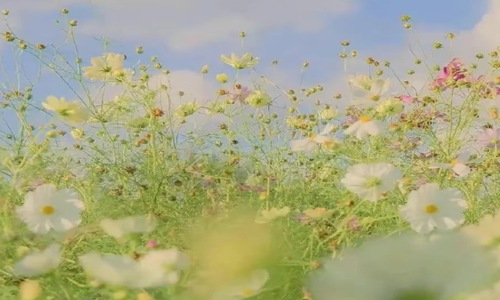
[308, 232, 496, 300]
[341, 162, 402, 202]
[13, 244, 61, 277]
[42, 96, 89, 123]
[211, 269, 269, 300]
[245, 90, 272, 108]
[16, 184, 84, 234]
[220, 53, 259, 70]
[400, 183, 467, 234]
[79, 248, 189, 289]
[255, 206, 290, 224]
[100, 215, 156, 239]
[19, 280, 42, 300]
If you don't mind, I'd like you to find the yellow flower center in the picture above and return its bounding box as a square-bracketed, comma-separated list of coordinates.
[424, 204, 438, 214]
[450, 159, 458, 166]
[488, 107, 498, 119]
[41, 205, 55, 215]
[364, 177, 382, 188]
[370, 95, 380, 101]
[241, 288, 255, 297]
[358, 116, 371, 123]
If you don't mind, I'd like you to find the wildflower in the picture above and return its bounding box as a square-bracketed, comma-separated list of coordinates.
[175, 102, 200, 119]
[100, 215, 157, 239]
[220, 53, 259, 70]
[476, 128, 500, 149]
[255, 207, 290, 224]
[70, 128, 85, 139]
[399, 95, 416, 104]
[340, 162, 403, 202]
[344, 116, 385, 140]
[211, 269, 269, 300]
[375, 98, 403, 117]
[19, 280, 42, 300]
[245, 91, 272, 108]
[200, 65, 209, 74]
[303, 208, 334, 220]
[79, 248, 189, 289]
[400, 183, 467, 234]
[317, 106, 339, 120]
[83, 52, 128, 81]
[290, 124, 337, 152]
[349, 75, 390, 107]
[462, 210, 500, 247]
[229, 85, 250, 103]
[308, 232, 496, 300]
[16, 184, 84, 234]
[429, 152, 472, 177]
[42, 96, 89, 123]
[216, 73, 229, 83]
[431, 58, 468, 91]
[13, 244, 61, 277]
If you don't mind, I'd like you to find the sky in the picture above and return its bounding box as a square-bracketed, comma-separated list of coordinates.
[0, 0, 499, 142]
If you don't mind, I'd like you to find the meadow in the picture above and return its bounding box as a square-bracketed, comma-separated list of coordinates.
[1, 7, 500, 300]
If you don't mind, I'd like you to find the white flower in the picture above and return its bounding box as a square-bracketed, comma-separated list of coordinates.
[16, 184, 84, 234]
[400, 183, 467, 234]
[290, 124, 337, 152]
[462, 211, 500, 247]
[255, 207, 290, 224]
[341, 162, 403, 202]
[13, 244, 61, 277]
[220, 53, 259, 70]
[429, 152, 472, 177]
[42, 96, 89, 123]
[349, 75, 390, 107]
[79, 248, 189, 289]
[100, 215, 157, 239]
[344, 116, 385, 139]
[212, 269, 269, 300]
[308, 232, 496, 300]
[82, 52, 129, 81]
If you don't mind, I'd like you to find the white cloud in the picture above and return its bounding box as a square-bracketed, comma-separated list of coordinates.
[61, 0, 356, 51]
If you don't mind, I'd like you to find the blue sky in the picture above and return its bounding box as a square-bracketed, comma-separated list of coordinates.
[0, 0, 499, 139]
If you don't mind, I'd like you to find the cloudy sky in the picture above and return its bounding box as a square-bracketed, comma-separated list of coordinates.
[0, 0, 499, 136]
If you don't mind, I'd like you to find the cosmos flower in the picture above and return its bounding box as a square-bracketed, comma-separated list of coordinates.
[42, 96, 89, 123]
[220, 53, 259, 70]
[349, 75, 390, 107]
[400, 183, 467, 234]
[13, 244, 61, 277]
[344, 116, 385, 140]
[290, 124, 337, 152]
[340, 162, 403, 202]
[16, 184, 84, 234]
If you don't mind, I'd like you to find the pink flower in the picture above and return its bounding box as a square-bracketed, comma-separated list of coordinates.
[146, 240, 158, 248]
[399, 95, 415, 104]
[477, 128, 500, 149]
[431, 58, 468, 91]
[229, 85, 250, 103]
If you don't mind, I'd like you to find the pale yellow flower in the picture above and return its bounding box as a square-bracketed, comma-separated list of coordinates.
[245, 91, 272, 108]
[255, 207, 290, 224]
[216, 73, 229, 83]
[462, 212, 500, 247]
[304, 208, 334, 220]
[19, 280, 42, 300]
[42, 96, 89, 123]
[220, 53, 259, 70]
[83, 52, 128, 81]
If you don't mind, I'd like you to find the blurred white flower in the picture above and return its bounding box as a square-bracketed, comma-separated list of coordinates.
[42, 96, 89, 123]
[220, 53, 259, 70]
[79, 248, 189, 289]
[13, 244, 61, 277]
[462, 210, 500, 246]
[16, 184, 84, 234]
[344, 116, 385, 140]
[341, 162, 403, 202]
[429, 152, 472, 177]
[212, 269, 269, 300]
[400, 183, 467, 234]
[255, 207, 290, 224]
[290, 124, 337, 152]
[100, 215, 157, 239]
[83, 52, 129, 81]
[308, 232, 495, 300]
[349, 75, 390, 108]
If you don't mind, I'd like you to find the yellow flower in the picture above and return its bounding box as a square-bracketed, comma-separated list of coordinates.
[245, 91, 272, 108]
[42, 96, 89, 123]
[304, 207, 334, 220]
[216, 73, 229, 83]
[19, 280, 42, 300]
[83, 52, 129, 81]
[220, 53, 259, 70]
